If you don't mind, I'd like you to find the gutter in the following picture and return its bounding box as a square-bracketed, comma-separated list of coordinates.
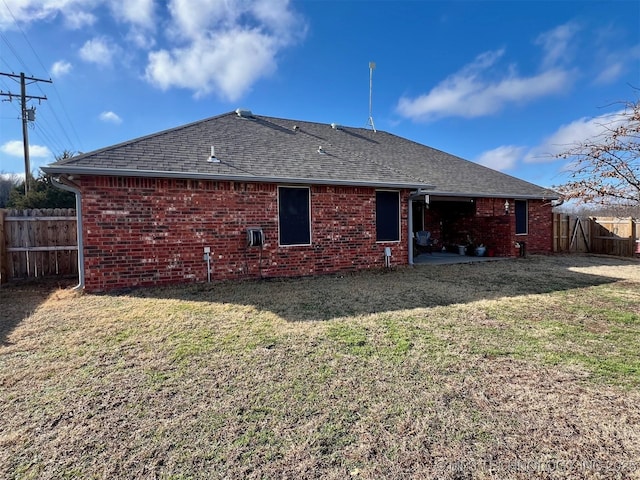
[51, 176, 84, 290]
[428, 191, 561, 201]
[41, 165, 435, 191]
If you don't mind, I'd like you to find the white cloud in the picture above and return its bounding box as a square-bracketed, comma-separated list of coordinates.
[2, 0, 305, 100]
[0, 0, 97, 30]
[168, 0, 229, 38]
[1, 140, 51, 158]
[0, 0, 155, 30]
[146, 30, 278, 101]
[524, 110, 626, 163]
[126, 29, 156, 49]
[99, 111, 123, 124]
[146, 0, 306, 101]
[476, 145, 525, 172]
[594, 62, 624, 85]
[51, 60, 72, 77]
[534, 22, 580, 68]
[63, 9, 97, 29]
[79, 36, 118, 66]
[108, 0, 155, 28]
[396, 49, 571, 121]
[593, 45, 640, 85]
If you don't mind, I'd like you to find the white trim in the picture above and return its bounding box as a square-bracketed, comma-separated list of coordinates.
[42, 165, 431, 191]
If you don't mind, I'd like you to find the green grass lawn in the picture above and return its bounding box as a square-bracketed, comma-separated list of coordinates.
[1, 255, 639, 479]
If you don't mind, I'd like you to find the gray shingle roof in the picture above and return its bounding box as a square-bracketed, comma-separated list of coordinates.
[43, 111, 558, 199]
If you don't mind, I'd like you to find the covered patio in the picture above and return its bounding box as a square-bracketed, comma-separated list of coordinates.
[407, 192, 522, 267]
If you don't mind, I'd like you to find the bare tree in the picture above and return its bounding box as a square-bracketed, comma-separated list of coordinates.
[555, 98, 640, 207]
[0, 173, 21, 208]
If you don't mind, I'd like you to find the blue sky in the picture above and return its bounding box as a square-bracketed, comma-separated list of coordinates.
[1, 0, 639, 190]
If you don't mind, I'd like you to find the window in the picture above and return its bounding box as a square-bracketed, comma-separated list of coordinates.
[278, 186, 311, 245]
[376, 190, 400, 242]
[515, 200, 528, 235]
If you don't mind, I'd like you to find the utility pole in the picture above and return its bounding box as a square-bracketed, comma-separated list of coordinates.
[0, 72, 51, 194]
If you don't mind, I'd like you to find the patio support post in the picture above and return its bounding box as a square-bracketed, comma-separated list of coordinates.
[408, 198, 414, 265]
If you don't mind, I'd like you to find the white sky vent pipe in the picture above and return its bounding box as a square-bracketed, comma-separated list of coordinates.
[235, 108, 254, 118]
[51, 176, 85, 290]
[207, 146, 219, 163]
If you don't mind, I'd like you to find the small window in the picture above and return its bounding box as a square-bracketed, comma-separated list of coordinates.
[376, 190, 400, 242]
[278, 186, 311, 245]
[515, 200, 528, 235]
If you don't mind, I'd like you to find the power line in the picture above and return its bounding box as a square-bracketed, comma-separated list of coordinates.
[36, 91, 79, 151]
[33, 117, 66, 155]
[0, 72, 52, 193]
[2, 0, 49, 75]
[0, 31, 30, 74]
[1, 0, 82, 152]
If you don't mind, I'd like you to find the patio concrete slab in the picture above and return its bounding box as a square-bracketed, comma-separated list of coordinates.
[412, 252, 512, 265]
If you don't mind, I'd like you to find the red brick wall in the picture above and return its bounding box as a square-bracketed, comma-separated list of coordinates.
[513, 199, 554, 255]
[474, 198, 553, 255]
[79, 176, 409, 291]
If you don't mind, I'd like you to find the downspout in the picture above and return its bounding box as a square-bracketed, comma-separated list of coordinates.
[51, 176, 84, 290]
[408, 198, 414, 266]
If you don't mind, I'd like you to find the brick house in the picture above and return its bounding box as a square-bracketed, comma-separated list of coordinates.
[43, 110, 558, 291]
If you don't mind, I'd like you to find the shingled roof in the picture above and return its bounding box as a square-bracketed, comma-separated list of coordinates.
[44, 110, 558, 199]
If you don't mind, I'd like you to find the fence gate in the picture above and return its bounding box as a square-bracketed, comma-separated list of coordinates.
[553, 213, 639, 257]
[553, 214, 591, 253]
[0, 208, 78, 283]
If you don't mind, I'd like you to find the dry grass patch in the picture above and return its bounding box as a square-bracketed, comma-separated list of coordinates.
[1, 255, 639, 479]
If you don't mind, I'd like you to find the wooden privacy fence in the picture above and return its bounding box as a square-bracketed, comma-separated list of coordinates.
[0, 209, 78, 283]
[553, 214, 639, 257]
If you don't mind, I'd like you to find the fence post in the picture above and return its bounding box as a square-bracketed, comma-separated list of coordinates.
[0, 209, 5, 284]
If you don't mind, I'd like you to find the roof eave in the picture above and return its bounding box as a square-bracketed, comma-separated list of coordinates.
[41, 165, 434, 190]
[429, 190, 560, 201]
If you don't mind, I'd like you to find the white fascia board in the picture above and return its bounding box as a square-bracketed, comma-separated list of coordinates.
[42, 165, 435, 191]
[428, 190, 560, 201]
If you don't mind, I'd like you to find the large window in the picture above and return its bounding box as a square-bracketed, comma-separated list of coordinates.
[278, 186, 311, 245]
[515, 199, 528, 235]
[376, 190, 400, 242]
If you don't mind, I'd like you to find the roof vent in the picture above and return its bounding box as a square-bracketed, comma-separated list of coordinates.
[235, 108, 254, 119]
[207, 146, 220, 163]
[317, 145, 325, 154]
[331, 123, 341, 130]
[293, 125, 299, 131]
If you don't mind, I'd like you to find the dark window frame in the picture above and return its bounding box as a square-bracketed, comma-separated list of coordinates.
[278, 186, 311, 246]
[376, 190, 401, 242]
[515, 199, 528, 235]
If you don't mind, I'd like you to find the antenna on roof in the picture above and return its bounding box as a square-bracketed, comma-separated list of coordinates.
[367, 61, 376, 133]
